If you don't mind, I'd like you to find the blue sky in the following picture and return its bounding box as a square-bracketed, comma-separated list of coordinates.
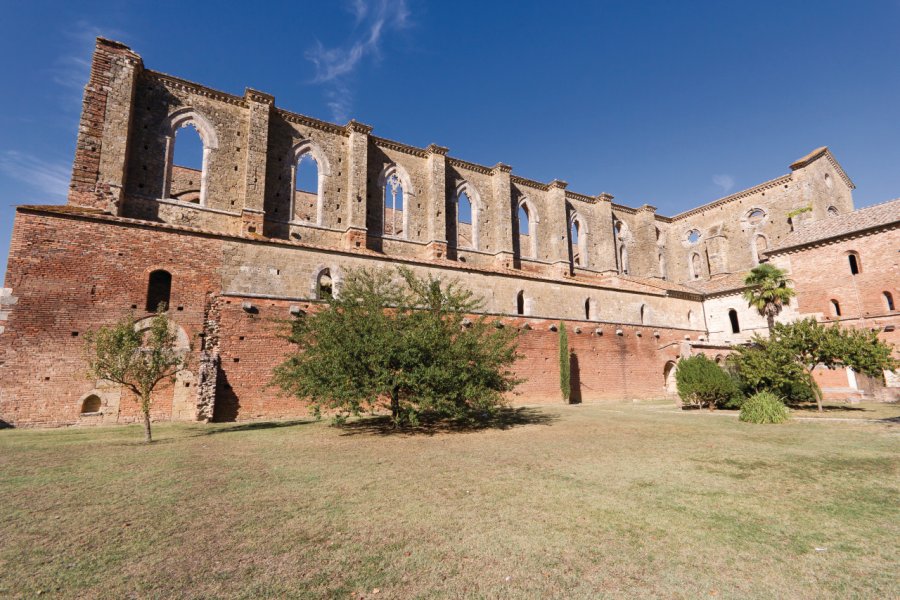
[2, 0, 899, 274]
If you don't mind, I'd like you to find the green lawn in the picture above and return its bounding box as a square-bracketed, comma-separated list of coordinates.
[1, 402, 898, 599]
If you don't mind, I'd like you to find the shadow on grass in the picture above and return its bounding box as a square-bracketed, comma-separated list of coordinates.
[339, 406, 558, 437]
[199, 419, 317, 436]
[788, 403, 868, 413]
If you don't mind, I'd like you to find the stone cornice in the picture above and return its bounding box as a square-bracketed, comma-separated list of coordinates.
[549, 179, 568, 191]
[244, 88, 274, 105]
[611, 203, 637, 215]
[144, 70, 248, 107]
[276, 109, 347, 136]
[345, 119, 374, 135]
[764, 221, 899, 258]
[426, 143, 449, 156]
[669, 173, 793, 222]
[447, 157, 493, 176]
[510, 175, 549, 192]
[566, 191, 597, 204]
[492, 162, 513, 175]
[371, 135, 427, 157]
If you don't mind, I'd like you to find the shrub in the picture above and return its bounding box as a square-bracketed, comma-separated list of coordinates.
[675, 355, 741, 410]
[740, 391, 790, 424]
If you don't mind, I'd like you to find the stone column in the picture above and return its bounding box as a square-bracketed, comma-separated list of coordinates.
[343, 120, 372, 249]
[240, 89, 273, 235]
[631, 204, 659, 277]
[491, 163, 514, 269]
[547, 179, 571, 276]
[69, 38, 143, 214]
[425, 144, 448, 259]
[592, 193, 618, 273]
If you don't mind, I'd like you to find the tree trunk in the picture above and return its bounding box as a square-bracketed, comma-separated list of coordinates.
[142, 393, 153, 443]
[807, 368, 824, 413]
[766, 311, 775, 336]
[390, 388, 400, 427]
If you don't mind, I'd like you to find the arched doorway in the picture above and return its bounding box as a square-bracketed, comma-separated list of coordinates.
[664, 361, 678, 396]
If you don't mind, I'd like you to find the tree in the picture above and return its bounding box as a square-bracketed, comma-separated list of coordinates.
[731, 318, 897, 412]
[84, 306, 188, 442]
[273, 267, 521, 427]
[742, 264, 796, 335]
[559, 321, 570, 403]
[675, 354, 741, 410]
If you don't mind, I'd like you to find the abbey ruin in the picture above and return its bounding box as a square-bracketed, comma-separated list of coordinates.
[0, 38, 896, 426]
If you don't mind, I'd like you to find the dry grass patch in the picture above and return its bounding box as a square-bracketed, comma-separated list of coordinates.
[0, 402, 897, 598]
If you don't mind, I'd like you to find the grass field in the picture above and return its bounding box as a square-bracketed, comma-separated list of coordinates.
[1, 401, 898, 599]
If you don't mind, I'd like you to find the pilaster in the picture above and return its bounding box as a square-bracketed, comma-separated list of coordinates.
[344, 120, 372, 249]
[491, 163, 514, 268]
[241, 89, 273, 235]
[547, 179, 571, 276]
[426, 144, 449, 259]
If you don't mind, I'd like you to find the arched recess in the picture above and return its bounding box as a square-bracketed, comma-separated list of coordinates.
[516, 197, 539, 259]
[146, 269, 172, 312]
[377, 163, 415, 239]
[80, 394, 102, 415]
[290, 139, 331, 226]
[516, 290, 525, 316]
[689, 252, 703, 280]
[663, 361, 678, 395]
[846, 251, 861, 275]
[161, 108, 219, 206]
[310, 264, 343, 300]
[452, 181, 482, 251]
[728, 309, 740, 333]
[639, 303, 648, 325]
[132, 315, 194, 421]
[658, 252, 667, 279]
[751, 234, 769, 265]
[569, 211, 589, 269]
[584, 298, 592, 320]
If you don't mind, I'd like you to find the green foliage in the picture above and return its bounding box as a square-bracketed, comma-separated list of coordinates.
[84, 306, 187, 442]
[675, 354, 741, 410]
[730, 318, 898, 411]
[559, 321, 571, 403]
[742, 264, 796, 333]
[786, 205, 812, 219]
[273, 267, 522, 427]
[739, 391, 790, 424]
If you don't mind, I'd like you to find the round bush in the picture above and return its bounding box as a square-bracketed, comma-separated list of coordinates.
[740, 391, 790, 424]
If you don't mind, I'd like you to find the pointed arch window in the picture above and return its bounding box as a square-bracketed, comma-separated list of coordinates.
[728, 309, 740, 334]
[639, 304, 648, 325]
[162, 108, 219, 206]
[289, 140, 330, 225]
[885, 292, 895, 312]
[451, 182, 481, 251]
[584, 298, 591, 320]
[516, 200, 537, 259]
[516, 291, 525, 316]
[847, 252, 861, 275]
[752, 234, 768, 265]
[570, 213, 588, 269]
[690, 252, 703, 280]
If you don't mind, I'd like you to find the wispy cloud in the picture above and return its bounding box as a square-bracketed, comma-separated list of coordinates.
[305, 0, 411, 121]
[49, 21, 130, 111]
[0, 152, 69, 199]
[712, 174, 735, 194]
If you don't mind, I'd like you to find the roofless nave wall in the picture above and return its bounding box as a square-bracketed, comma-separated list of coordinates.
[70, 38, 853, 289]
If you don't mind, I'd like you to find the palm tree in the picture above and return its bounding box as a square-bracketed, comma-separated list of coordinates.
[743, 264, 796, 335]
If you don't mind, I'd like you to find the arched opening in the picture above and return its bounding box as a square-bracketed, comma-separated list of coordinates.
[292, 152, 320, 223]
[728, 309, 740, 333]
[830, 299, 841, 317]
[640, 304, 647, 325]
[516, 202, 536, 258]
[690, 252, 702, 280]
[516, 291, 525, 316]
[619, 245, 629, 274]
[752, 234, 768, 265]
[715, 355, 724, 365]
[457, 191, 474, 249]
[658, 252, 666, 279]
[663, 361, 678, 395]
[747, 208, 766, 225]
[146, 270, 172, 312]
[827, 206, 839, 217]
[80, 394, 101, 414]
[687, 310, 695, 328]
[383, 171, 405, 238]
[569, 213, 587, 269]
[885, 291, 895, 312]
[170, 124, 203, 203]
[162, 109, 218, 206]
[316, 269, 333, 300]
[584, 298, 591, 320]
[847, 252, 861, 275]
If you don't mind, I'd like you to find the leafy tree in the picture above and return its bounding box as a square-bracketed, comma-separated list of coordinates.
[84, 306, 187, 443]
[559, 321, 571, 403]
[273, 267, 521, 428]
[731, 318, 897, 412]
[743, 264, 796, 335]
[675, 354, 741, 410]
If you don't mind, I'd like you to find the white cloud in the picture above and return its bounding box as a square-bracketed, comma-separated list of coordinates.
[712, 174, 735, 193]
[49, 21, 130, 110]
[0, 152, 70, 200]
[306, 0, 411, 121]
